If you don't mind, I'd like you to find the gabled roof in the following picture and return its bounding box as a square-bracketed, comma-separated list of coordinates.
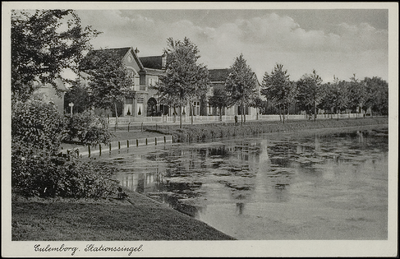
[84, 47, 144, 70]
[208, 69, 231, 82]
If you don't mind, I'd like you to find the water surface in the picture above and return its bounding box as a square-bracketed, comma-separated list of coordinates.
[108, 126, 388, 240]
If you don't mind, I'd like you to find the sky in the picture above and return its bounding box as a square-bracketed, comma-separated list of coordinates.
[73, 5, 389, 84]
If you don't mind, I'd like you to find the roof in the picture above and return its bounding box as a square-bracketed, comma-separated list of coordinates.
[208, 69, 231, 82]
[139, 56, 165, 70]
[84, 47, 144, 70]
[87, 47, 131, 59]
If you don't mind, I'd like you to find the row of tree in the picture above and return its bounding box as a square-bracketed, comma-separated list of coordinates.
[260, 65, 388, 122]
[156, 38, 260, 127]
[157, 37, 388, 126]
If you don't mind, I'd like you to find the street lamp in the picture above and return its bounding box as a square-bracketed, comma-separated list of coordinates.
[69, 102, 74, 115]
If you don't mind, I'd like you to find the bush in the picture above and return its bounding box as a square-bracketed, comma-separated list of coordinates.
[12, 99, 119, 198]
[12, 98, 66, 153]
[64, 111, 113, 146]
[12, 145, 118, 198]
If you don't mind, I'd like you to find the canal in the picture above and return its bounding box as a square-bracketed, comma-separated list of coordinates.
[105, 125, 388, 240]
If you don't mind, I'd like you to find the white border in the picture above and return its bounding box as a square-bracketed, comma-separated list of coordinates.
[2, 2, 398, 257]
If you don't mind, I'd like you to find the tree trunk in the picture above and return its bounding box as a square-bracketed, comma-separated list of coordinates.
[190, 104, 194, 125]
[240, 105, 243, 125]
[243, 105, 246, 124]
[219, 107, 222, 121]
[179, 105, 183, 128]
[314, 101, 316, 122]
[173, 106, 176, 123]
[114, 102, 118, 126]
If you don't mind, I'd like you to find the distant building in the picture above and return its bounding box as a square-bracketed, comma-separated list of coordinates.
[80, 47, 262, 119]
[33, 78, 67, 114]
[80, 47, 168, 117]
[207, 68, 261, 117]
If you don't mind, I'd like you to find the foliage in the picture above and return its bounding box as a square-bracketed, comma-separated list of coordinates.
[319, 76, 350, 118]
[12, 98, 66, 153]
[296, 70, 323, 120]
[208, 87, 229, 120]
[11, 9, 99, 101]
[64, 79, 91, 114]
[64, 111, 113, 146]
[156, 37, 210, 127]
[225, 54, 258, 124]
[12, 99, 117, 198]
[11, 10, 120, 200]
[12, 148, 118, 198]
[80, 48, 135, 118]
[362, 76, 388, 115]
[261, 64, 297, 122]
[347, 74, 367, 112]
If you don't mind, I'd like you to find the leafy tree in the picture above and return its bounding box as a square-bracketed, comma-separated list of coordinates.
[80, 49, 135, 121]
[362, 77, 388, 116]
[319, 76, 349, 119]
[296, 70, 323, 121]
[261, 64, 296, 123]
[347, 74, 367, 116]
[11, 10, 118, 199]
[11, 9, 99, 101]
[157, 37, 210, 128]
[64, 80, 91, 114]
[225, 54, 258, 124]
[208, 87, 229, 121]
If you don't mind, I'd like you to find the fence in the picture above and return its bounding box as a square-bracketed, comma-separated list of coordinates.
[107, 113, 367, 125]
[62, 135, 173, 158]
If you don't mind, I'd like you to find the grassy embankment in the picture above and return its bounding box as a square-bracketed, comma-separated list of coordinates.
[147, 117, 389, 143]
[13, 117, 388, 241]
[12, 189, 235, 241]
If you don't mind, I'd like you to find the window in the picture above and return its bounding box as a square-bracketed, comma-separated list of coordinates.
[148, 77, 158, 86]
[193, 101, 200, 116]
[138, 97, 144, 103]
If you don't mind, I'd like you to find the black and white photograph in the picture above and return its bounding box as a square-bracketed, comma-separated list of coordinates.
[2, 2, 398, 257]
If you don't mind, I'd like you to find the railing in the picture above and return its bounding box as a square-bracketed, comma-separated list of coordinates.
[107, 113, 368, 125]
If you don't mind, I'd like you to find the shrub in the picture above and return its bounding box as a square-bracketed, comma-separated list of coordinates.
[64, 111, 113, 146]
[12, 98, 66, 153]
[12, 99, 118, 198]
[12, 145, 118, 198]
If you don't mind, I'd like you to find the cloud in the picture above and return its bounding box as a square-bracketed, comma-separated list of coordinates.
[76, 10, 388, 82]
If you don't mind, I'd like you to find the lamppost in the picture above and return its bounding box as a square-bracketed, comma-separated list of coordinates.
[69, 102, 74, 115]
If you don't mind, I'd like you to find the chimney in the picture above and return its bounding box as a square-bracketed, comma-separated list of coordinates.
[161, 53, 167, 69]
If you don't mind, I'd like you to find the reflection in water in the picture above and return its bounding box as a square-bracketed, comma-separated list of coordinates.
[114, 127, 388, 239]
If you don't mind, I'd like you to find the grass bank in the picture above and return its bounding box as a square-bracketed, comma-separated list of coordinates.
[12, 189, 235, 241]
[147, 117, 388, 143]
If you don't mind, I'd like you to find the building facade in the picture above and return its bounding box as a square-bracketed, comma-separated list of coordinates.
[84, 47, 262, 119]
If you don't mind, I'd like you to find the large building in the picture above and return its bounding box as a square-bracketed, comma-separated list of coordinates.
[207, 68, 262, 118]
[83, 47, 262, 119]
